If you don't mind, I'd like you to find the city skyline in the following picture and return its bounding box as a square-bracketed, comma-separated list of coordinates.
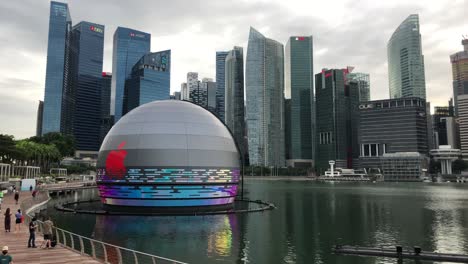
[0, 0, 466, 138]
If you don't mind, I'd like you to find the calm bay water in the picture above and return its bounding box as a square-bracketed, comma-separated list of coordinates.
[42, 179, 468, 264]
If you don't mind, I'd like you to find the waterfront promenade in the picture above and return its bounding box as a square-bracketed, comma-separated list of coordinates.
[0, 191, 101, 264]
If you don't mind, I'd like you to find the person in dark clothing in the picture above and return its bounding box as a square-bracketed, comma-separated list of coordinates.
[28, 217, 37, 248]
[4, 208, 11, 232]
[29, 186, 32, 192]
[13, 193, 18, 205]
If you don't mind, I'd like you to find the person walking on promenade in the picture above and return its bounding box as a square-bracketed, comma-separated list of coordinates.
[14, 210, 21, 233]
[31, 190, 37, 200]
[42, 218, 54, 249]
[28, 217, 37, 248]
[29, 186, 32, 192]
[4, 208, 11, 232]
[7, 186, 12, 195]
[13, 193, 18, 205]
[0, 246, 13, 263]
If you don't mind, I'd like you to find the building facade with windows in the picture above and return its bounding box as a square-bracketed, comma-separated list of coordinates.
[347, 72, 370, 102]
[387, 14, 426, 99]
[100, 72, 112, 146]
[357, 97, 428, 169]
[225, 46, 247, 163]
[36, 101, 44, 137]
[285, 36, 314, 168]
[124, 50, 171, 114]
[451, 39, 468, 115]
[458, 94, 468, 160]
[246, 27, 285, 167]
[111, 27, 151, 122]
[216, 51, 229, 121]
[42, 1, 73, 135]
[315, 68, 360, 172]
[70, 21, 105, 152]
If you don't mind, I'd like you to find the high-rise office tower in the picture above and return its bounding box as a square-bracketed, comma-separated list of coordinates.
[457, 95, 468, 160]
[216, 51, 229, 121]
[36, 101, 44, 137]
[180, 83, 188, 100]
[173, 91, 181, 100]
[285, 36, 314, 168]
[100, 72, 112, 146]
[347, 72, 370, 102]
[187, 72, 199, 97]
[202, 78, 217, 113]
[246, 27, 285, 167]
[124, 50, 171, 114]
[451, 38, 468, 115]
[315, 68, 360, 171]
[111, 27, 151, 122]
[225, 46, 246, 162]
[42, 1, 72, 135]
[70, 22, 105, 152]
[388, 14, 426, 99]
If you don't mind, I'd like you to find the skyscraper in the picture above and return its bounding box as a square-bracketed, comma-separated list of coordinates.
[246, 27, 285, 167]
[70, 22, 105, 152]
[225, 46, 246, 162]
[388, 14, 426, 99]
[315, 68, 360, 171]
[451, 38, 468, 115]
[100, 72, 112, 145]
[42, 1, 72, 135]
[180, 83, 188, 100]
[36, 101, 44, 137]
[203, 78, 217, 113]
[124, 50, 171, 114]
[457, 95, 468, 160]
[347, 72, 370, 102]
[173, 91, 181, 100]
[216, 51, 229, 121]
[285, 36, 314, 168]
[187, 72, 199, 97]
[111, 27, 151, 122]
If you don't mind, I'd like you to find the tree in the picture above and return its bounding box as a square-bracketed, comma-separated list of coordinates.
[29, 132, 75, 157]
[0, 134, 19, 163]
[452, 159, 468, 174]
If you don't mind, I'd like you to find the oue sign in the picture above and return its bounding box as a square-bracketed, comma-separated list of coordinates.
[359, 104, 374, 109]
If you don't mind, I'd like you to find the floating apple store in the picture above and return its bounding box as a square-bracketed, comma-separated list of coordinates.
[96, 100, 240, 209]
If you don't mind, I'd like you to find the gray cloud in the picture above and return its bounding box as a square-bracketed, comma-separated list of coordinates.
[0, 0, 466, 139]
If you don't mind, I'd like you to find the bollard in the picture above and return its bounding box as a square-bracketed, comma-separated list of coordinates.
[396, 245, 403, 255]
[414, 246, 421, 255]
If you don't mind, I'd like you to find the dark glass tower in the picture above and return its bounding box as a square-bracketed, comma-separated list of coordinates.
[315, 68, 360, 172]
[70, 22, 105, 151]
[36, 101, 44, 137]
[100, 72, 113, 145]
[111, 27, 151, 123]
[285, 36, 314, 168]
[225, 46, 246, 162]
[124, 50, 171, 114]
[216, 51, 229, 121]
[42, 1, 72, 135]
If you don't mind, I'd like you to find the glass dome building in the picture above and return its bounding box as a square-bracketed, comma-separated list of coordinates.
[96, 100, 240, 209]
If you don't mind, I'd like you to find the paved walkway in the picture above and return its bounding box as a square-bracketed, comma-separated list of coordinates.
[0, 191, 101, 263]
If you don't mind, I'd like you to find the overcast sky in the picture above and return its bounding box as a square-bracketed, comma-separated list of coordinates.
[0, 0, 467, 139]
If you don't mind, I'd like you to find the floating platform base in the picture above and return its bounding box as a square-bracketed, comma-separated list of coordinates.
[54, 198, 275, 216]
[334, 245, 468, 263]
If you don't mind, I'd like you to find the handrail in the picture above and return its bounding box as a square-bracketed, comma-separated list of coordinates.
[21, 191, 187, 264]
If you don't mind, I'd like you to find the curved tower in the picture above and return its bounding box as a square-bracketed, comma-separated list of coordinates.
[387, 14, 426, 99]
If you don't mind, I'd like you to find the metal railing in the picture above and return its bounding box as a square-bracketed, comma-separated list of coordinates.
[38, 180, 97, 191]
[21, 192, 187, 264]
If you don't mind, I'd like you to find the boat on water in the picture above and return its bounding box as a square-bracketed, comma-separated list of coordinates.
[318, 168, 383, 182]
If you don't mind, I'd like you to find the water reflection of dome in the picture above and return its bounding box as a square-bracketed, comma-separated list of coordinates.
[96, 100, 240, 208]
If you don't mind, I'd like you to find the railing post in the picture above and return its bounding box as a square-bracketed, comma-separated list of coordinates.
[70, 233, 75, 250]
[79, 236, 84, 255]
[116, 247, 123, 264]
[133, 251, 138, 264]
[91, 240, 96, 258]
[62, 230, 67, 247]
[102, 242, 108, 264]
[55, 228, 60, 244]
[152, 256, 157, 264]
